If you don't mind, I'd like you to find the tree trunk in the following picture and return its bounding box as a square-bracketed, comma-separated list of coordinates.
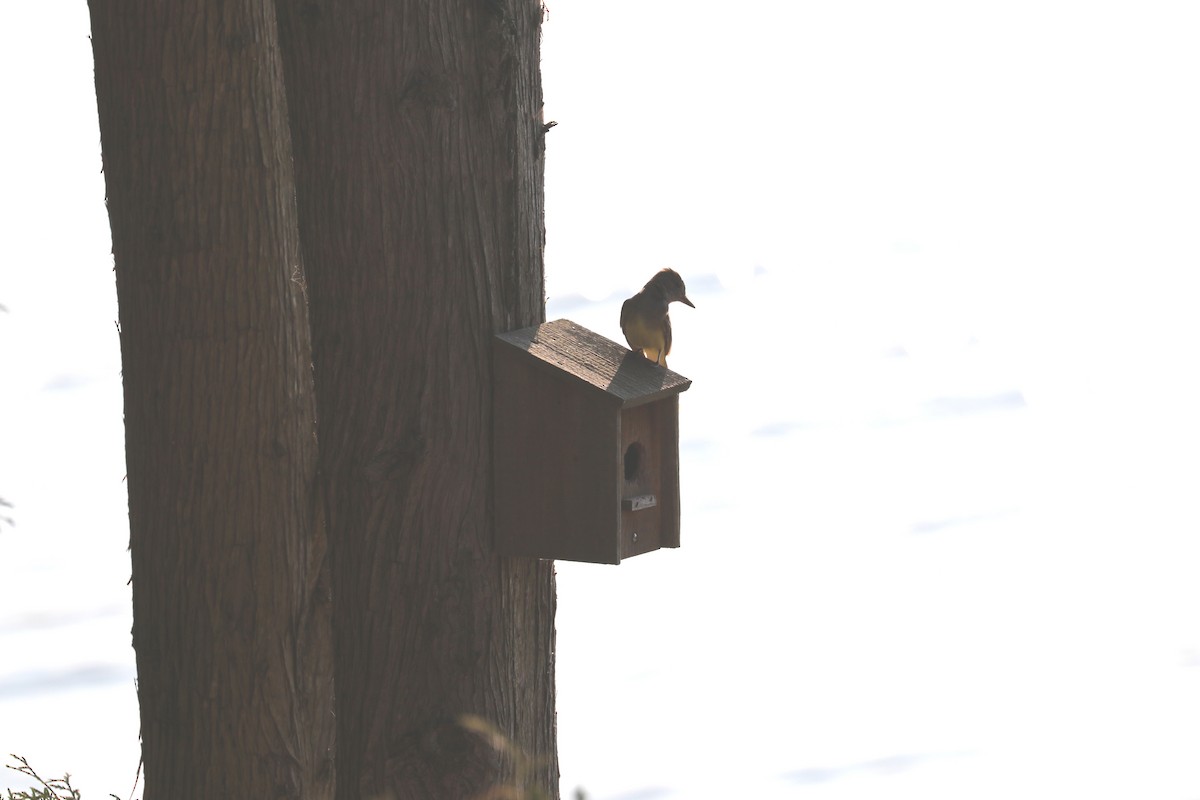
[89, 3, 336, 797]
[275, 1, 558, 798]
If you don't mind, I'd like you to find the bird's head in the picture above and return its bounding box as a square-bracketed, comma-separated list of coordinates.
[650, 268, 695, 308]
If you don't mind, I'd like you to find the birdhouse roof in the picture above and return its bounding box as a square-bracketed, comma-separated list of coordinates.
[494, 319, 692, 408]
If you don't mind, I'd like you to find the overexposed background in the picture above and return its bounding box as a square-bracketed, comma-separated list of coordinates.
[3, 3, 1200, 798]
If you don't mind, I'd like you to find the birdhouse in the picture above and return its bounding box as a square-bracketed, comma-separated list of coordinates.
[493, 319, 692, 564]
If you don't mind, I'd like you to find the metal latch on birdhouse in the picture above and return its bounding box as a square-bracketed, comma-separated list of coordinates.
[622, 494, 657, 512]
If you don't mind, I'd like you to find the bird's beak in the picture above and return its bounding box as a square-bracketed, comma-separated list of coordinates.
[681, 296, 695, 308]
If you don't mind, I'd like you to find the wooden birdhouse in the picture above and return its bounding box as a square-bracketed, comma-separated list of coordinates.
[493, 318, 692, 564]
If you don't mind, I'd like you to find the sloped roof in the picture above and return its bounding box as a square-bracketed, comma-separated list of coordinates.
[494, 319, 692, 408]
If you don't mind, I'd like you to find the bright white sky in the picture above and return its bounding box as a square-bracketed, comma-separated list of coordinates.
[3, 3, 1200, 798]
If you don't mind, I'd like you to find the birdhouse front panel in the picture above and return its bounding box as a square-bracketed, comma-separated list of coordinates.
[619, 397, 681, 559]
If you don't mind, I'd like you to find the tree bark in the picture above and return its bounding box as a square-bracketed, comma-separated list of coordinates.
[275, 1, 558, 798]
[89, 3, 335, 797]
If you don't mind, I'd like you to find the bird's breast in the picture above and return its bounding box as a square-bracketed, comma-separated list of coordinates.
[622, 314, 666, 352]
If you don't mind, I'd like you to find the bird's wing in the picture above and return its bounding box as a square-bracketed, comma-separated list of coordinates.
[620, 297, 635, 349]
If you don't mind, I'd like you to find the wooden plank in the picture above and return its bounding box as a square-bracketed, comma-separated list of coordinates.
[496, 319, 691, 407]
[493, 336, 622, 564]
[659, 395, 681, 549]
[620, 402, 664, 559]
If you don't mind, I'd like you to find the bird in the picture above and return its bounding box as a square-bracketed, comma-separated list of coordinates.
[620, 268, 695, 368]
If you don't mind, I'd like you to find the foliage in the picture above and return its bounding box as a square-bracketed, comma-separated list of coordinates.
[4, 755, 80, 800]
[3, 755, 121, 800]
[458, 716, 554, 800]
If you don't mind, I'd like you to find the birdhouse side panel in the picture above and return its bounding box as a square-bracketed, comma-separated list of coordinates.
[493, 343, 622, 563]
[659, 395, 681, 548]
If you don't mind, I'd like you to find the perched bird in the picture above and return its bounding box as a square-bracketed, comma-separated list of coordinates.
[620, 268, 695, 367]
